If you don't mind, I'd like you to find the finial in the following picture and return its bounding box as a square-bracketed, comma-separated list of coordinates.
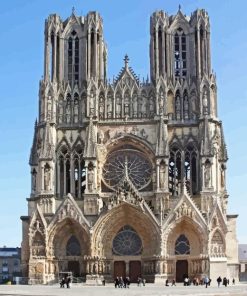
[178, 4, 181, 11]
[72, 6, 75, 15]
[124, 54, 129, 68]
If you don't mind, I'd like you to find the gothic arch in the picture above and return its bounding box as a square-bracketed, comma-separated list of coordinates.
[48, 217, 90, 258]
[166, 217, 207, 256]
[92, 203, 160, 258]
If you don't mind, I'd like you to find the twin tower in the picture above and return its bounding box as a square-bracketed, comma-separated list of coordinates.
[44, 8, 211, 85]
[21, 8, 238, 284]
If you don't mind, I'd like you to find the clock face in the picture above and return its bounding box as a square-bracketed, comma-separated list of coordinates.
[102, 149, 152, 190]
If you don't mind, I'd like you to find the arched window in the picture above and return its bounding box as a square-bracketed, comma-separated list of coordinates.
[184, 144, 197, 195]
[66, 236, 81, 256]
[57, 143, 85, 198]
[175, 234, 190, 255]
[112, 225, 142, 256]
[174, 28, 187, 77]
[169, 146, 182, 196]
[67, 31, 79, 85]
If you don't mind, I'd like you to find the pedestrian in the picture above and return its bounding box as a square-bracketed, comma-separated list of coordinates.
[165, 279, 169, 286]
[217, 276, 222, 287]
[126, 276, 130, 288]
[114, 276, 119, 288]
[60, 277, 65, 288]
[232, 278, 235, 285]
[66, 276, 71, 288]
[172, 279, 176, 286]
[223, 277, 227, 287]
[142, 278, 146, 286]
[204, 276, 209, 288]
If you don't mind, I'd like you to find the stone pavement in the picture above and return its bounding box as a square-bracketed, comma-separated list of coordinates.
[0, 284, 247, 296]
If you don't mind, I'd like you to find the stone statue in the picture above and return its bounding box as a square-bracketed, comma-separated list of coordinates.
[203, 90, 208, 115]
[47, 96, 52, 120]
[65, 101, 71, 123]
[141, 96, 147, 116]
[159, 162, 166, 189]
[184, 95, 189, 119]
[107, 96, 112, 117]
[32, 170, 37, 191]
[132, 95, 138, 116]
[204, 162, 211, 187]
[44, 166, 51, 191]
[88, 167, 94, 192]
[221, 167, 225, 187]
[58, 101, 63, 123]
[116, 95, 121, 117]
[89, 92, 95, 116]
[74, 100, 79, 123]
[159, 91, 164, 115]
[149, 97, 154, 116]
[175, 95, 181, 119]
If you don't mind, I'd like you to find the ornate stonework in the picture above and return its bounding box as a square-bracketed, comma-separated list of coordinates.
[21, 7, 239, 284]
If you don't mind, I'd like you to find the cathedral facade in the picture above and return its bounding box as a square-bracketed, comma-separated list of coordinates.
[21, 8, 239, 284]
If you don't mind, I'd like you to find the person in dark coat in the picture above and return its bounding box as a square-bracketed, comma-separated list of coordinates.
[217, 276, 222, 287]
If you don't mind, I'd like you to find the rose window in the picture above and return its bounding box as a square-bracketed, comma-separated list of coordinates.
[112, 226, 142, 256]
[102, 149, 152, 190]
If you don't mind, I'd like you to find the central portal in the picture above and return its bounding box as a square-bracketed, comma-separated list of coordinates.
[176, 260, 188, 282]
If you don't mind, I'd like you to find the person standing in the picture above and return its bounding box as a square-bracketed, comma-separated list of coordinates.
[217, 276, 222, 287]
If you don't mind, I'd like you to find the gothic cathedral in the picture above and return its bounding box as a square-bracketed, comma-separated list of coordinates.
[21, 8, 239, 284]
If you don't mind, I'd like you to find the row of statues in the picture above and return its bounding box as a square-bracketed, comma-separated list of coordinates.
[45, 90, 207, 123]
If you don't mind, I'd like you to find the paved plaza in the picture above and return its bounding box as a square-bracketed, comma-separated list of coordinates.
[0, 284, 247, 296]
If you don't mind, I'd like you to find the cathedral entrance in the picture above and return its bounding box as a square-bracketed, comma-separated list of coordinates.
[114, 261, 126, 279]
[176, 260, 188, 282]
[129, 261, 141, 282]
[68, 261, 80, 277]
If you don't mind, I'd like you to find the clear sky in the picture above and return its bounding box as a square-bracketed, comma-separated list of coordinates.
[0, 0, 246, 247]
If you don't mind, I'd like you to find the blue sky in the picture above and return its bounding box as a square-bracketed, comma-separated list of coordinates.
[0, 0, 246, 246]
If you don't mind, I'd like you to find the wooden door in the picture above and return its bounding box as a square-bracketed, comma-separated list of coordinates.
[129, 261, 141, 283]
[68, 261, 80, 277]
[114, 261, 126, 279]
[176, 260, 188, 282]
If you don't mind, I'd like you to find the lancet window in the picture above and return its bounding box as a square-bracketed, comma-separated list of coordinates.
[68, 30, 79, 85]
[169, 144, 198, 196]
[174, 28, 187, 77]
[57, 143, 85, 198]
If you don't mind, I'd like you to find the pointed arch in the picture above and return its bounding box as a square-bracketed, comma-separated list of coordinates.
[66, 235, 81, 256]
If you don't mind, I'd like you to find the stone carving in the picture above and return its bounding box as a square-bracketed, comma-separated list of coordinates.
[159, 162, 166, 189]
[175, 95, 181, 119]
[203, 90, 208, 115]
[74, 99, 79, 123]
[44, 165, 51, 191]
[47, 96, 52, 120]
[87, 166, 94, 192]
[184, 95, 189, 119]
[175, 202, 195, 219]
[58, 100, 63, 123]
[204, 162, 211, 188]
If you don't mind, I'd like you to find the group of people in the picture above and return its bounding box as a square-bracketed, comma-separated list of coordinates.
[114, 276, 130, 288]
[60, 276, 71, 288]
[217, 276, 235, 287]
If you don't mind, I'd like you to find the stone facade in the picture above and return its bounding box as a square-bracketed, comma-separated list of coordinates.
[21, 8, 239, 284]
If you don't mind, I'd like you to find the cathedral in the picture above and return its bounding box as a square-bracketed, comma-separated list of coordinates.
[21, 7, 239, 284]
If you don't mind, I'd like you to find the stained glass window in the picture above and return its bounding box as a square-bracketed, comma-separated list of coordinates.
[175, 234, 190, 255]
[66, 236, 81, 256]
[112, 225, 142, 256]
[103, 149, 152, 190]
